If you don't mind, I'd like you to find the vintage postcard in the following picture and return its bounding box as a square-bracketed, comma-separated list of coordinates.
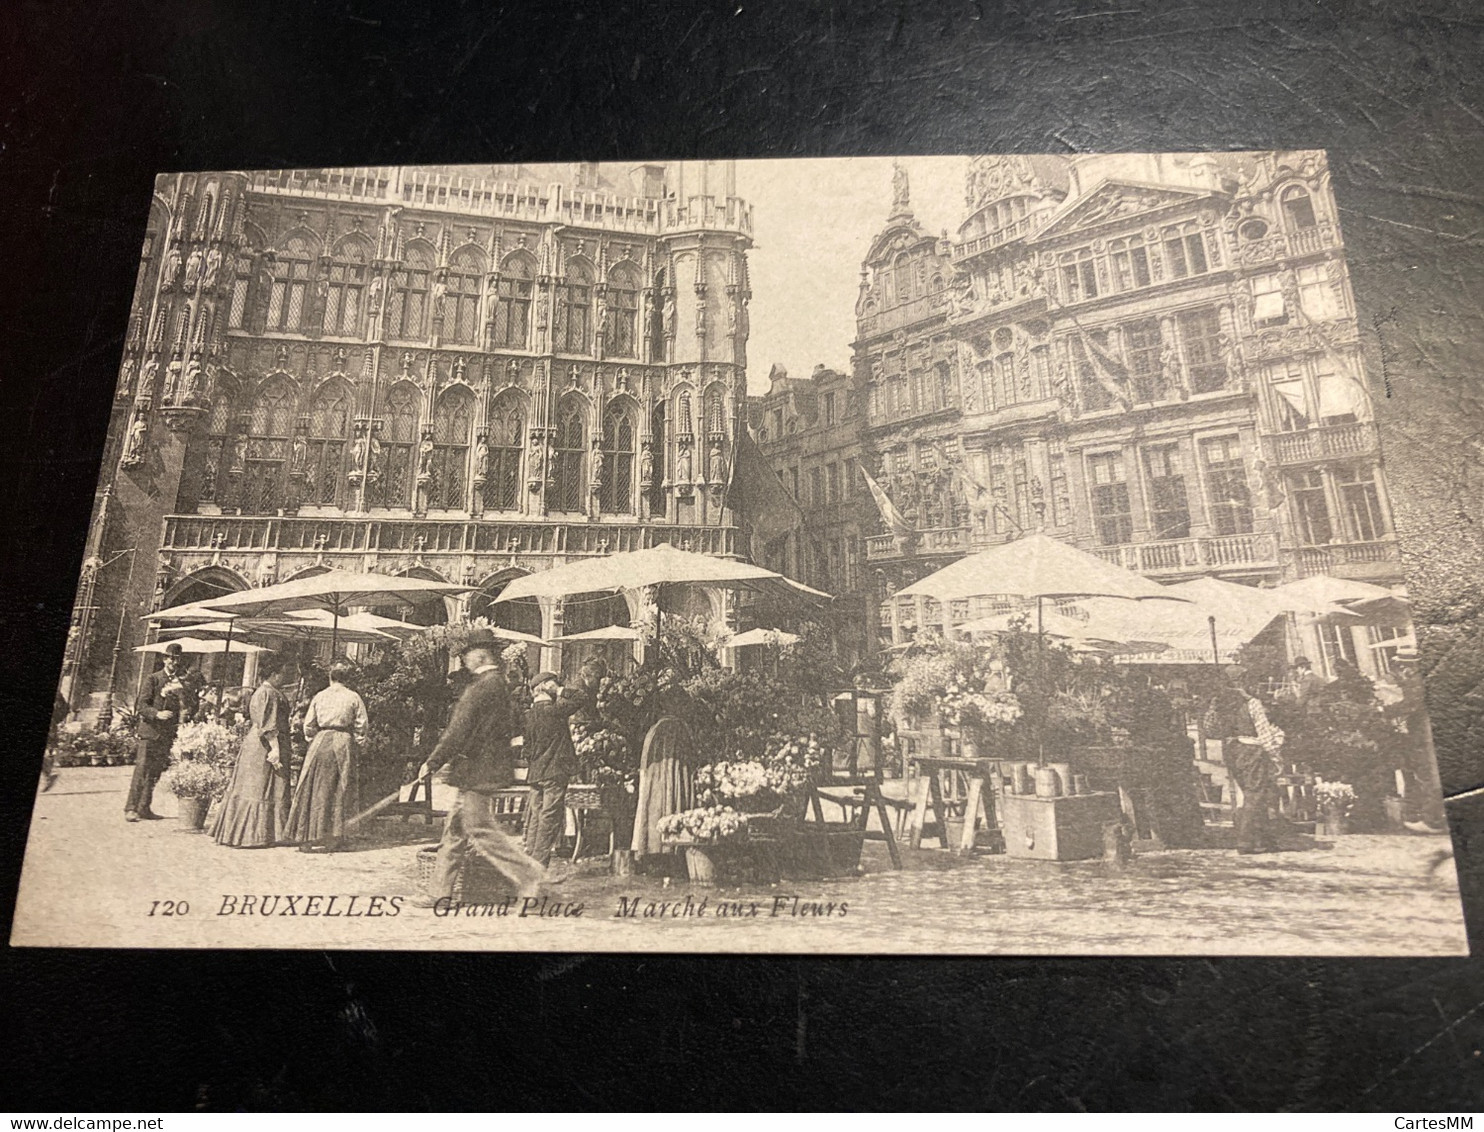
[11, 153, 1469, 953]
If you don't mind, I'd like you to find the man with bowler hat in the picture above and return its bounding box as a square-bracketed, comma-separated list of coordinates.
[126, 641, 197, 821]
[523, 671, 586, 869]
[415, 628, 545, 904]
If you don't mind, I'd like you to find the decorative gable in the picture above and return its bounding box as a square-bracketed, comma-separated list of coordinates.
[1038, 180, 1212, 240]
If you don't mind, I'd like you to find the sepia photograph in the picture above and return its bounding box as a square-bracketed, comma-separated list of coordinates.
[9, 151, 1468, 954]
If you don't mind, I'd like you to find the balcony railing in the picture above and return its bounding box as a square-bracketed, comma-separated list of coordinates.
[953, 214, 1046, 260]
[1262, 422, 1379, 465]
[1290, 538, 1400, 579]
[863, 526, 971, 562]
[1235, 220, 1340, 267]
[246, 168, 752, 238]
[163, 515, 736, 559]
[1091, 533, 1278, 576]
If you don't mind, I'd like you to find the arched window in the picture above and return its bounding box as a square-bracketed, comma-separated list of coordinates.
[266, 234, 316, 331]
[555, 259, 594, 353]
[198, 387, 236, 505]
[648, 403, 667, 515]
[429, 387, 474, 510]
[387, 241, 434, 339]
[494, 253, 534, 349]
[599, 402, 636, 514]
[551, 397, 586, 512]
[444, 247, 485, 344]
[323, 235, 372, 337]
[1281, 185, 1317, 230]
[373, 384, 418, 508]
[245, 379, 296, 512]
[484, 392, 524, 511]
[605, 265, 639, 357]
[305, 381, 352, 507]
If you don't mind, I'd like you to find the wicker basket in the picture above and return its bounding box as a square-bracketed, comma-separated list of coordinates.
[416, 846, 519, 904]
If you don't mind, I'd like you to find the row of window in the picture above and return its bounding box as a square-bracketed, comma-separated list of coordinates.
[197, 381, 722, 517]
[778, 456, 860, 509]
[223, 237, 651, 356]
[1056, 222, 1215, 304]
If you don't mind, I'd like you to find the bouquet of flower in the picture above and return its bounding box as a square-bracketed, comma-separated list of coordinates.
[694, 759, 779, 813]
[940, 687, 1023, 731]
[170, 720, 240, 775]
[762, 734, 824, 794]
[658, 805, 746, 843]
[1314, 779, 1357, 817]
[573, 723, 636, 789]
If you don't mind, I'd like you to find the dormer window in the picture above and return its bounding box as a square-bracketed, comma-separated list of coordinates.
[1281, 186, 1317, 230]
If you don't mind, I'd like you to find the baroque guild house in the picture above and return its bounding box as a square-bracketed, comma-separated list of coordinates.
[68, 161, 755, 714]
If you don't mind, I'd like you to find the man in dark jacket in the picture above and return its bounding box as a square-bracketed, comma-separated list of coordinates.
[522, 671, 585, 867]
[126, 642, 197, 821]
[416, 629, 545, 904]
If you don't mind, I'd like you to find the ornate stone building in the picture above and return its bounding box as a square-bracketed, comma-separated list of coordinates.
[67, 161, 754, 713]
[853, 152, 1400, 673]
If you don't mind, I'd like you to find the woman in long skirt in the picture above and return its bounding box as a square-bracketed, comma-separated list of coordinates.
[630, 713, 697, 859]
[211, 652, 299, 848]
[286, 659, 370, 852]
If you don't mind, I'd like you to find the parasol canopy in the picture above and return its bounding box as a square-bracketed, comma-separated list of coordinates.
[726, 628, 802, 649]
[199, 570, 471, 618]
[494, 543, 831, 603]
[134, 637, 271, 655]
[278, 609, 421, 640]
[482, 625, 549, 646]
[958, 607, 1169, 655]
[549, 625, 642, 643]
[157, 613, 399, 645]
[895, 533, 1183, 604]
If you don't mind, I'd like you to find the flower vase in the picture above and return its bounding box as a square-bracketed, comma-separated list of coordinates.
[1319, 806, 1349, 837]
[684, 845, 719, 886]
[176, 794, 209, 832]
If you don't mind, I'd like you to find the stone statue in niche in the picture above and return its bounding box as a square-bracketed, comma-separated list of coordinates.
[674, 442, 693, 484]
[708, 441, 726, 485]
[202, 245, 222, 290]
[122, 410, 149, 467]
[230, 432, 249, 473]
[473, 434, 490, 481]
[639, 441, 654, 486]
[590, 441, 605, 489]
[117, 357, 137, 400]
[290, 433, 309, 475]
[1160, 341, 1186, 400]
[661, 291, 676, 338]
[139, 357, 159, 396]
[162, 242, 182, 290]
[417, 433, 435, 481]
[184, 247, 203, 292]
[367, 274, 385, 314]
[163, 358, 183, 404]
[181, 358, 204, 404]
[528, 434, 547, 486]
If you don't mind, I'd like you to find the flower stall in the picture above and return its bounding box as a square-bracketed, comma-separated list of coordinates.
[162, 719, 241, 830]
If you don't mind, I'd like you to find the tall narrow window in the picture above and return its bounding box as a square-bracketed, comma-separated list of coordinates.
[1289, 468, 1333, 544]
[1281, 186, 1317, 230]
[649, 268, 667, 358]
[648, 403, 667, 515]
[305, 382, 352, 507]
[373, 384, 419, 508]
[485, 393, 524, 512]
[428, 389, 473, 510]
[1271, 368, 1311, 432]
[323, 235, 372, 337]
[266, 234, 316, 332]
[1124, 318, 1165, 402]
[1110, 235, 1151, 291]
[1179, 307, 1227, 393]
[198, 392, 235, 505]
[444, 247, 485, 344]
[228, 254, 253, 329]
[386, 242, 434, 340]
[598, 404, 636, 514]
[552, 398, 586, 512]
[494, 253, 534, 349]
[1059, 248, 1098, 302]
[1297, 263, 1341, 321]
[245, 380, 295, 512]
[1252, 273, 1287, 325]
[1200, 436, 1254, 535]
[605, 265, 639, 357]
[555, 260, 594, 354]
[1048, 451, 1069, 527]
[1161, 223, 1210, 280]
[1088, 451, 1132, 546]
[1336, 463, 1386, 542]
[823, 391, 837, 426]
[1143, 445, 1191, 540]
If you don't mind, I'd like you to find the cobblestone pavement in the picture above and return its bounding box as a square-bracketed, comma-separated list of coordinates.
[10, 766, 1469, 955]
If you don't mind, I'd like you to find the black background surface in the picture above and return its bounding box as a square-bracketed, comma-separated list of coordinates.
[2, 0, 1483, 1111]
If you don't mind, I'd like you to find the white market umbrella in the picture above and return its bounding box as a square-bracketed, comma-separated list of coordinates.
[280, 609, 421, 641]
[1071, 595, 1283, 666]
[199, 570, 471, 652]
[496, 543, 831, 602]
[958, 607, 1168, 656]
[550, 624, 643, 643]
[483, 625, 549, 646]
[726, 628, 802, 649]
[135, 637, 271, 655]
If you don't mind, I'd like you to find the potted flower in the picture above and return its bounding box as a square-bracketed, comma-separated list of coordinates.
[658, 805, 747, 884]
[159, 759, 227, 830]
[1314, 779, 1357, 837]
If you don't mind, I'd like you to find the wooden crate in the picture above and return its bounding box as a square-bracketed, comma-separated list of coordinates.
[999, 792, 1122, 861]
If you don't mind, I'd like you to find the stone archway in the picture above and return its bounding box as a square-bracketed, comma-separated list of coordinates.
[158, 566, 250, 690]
[470, 568, 545, 673]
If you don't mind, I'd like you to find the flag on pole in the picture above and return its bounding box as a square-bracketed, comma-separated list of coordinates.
[859, 464, 914, 539]
[1035, 263, 1131, 411]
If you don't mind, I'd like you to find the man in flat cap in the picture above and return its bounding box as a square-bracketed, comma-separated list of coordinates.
[415, 627, 545, 904]
[126, 641, 196, 822]
[523, 670, 586, 870]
